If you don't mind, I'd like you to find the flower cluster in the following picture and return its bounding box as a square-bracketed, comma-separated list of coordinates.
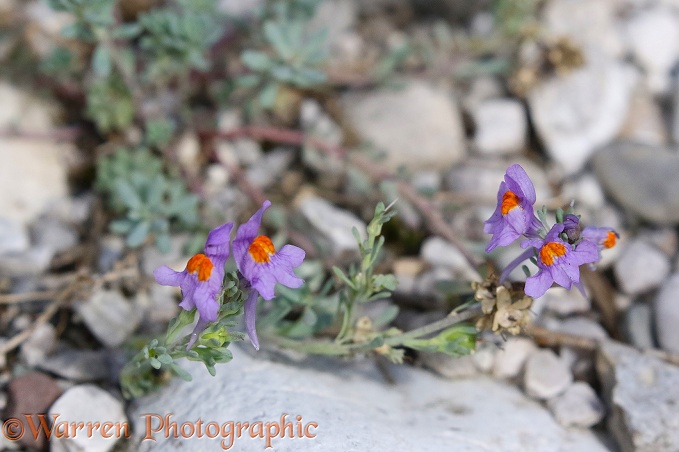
[154, 200, 305, 350]
[484, 164, 618, 298]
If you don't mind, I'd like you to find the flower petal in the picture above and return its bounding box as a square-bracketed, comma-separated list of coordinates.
[204, 222, 234, 263]
[524, 269, 554, 298]
[505, 164, 536, 204]
[233, 200, 271, 272]
[244, 290, 260, 350]
[193, 281, 219, 322]
[154, 266, 186, 287]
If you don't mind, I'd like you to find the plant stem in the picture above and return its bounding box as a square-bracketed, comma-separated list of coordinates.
[265, 303, 483, 356]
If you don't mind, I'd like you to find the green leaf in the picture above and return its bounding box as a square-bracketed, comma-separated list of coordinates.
[126, 221, 151, 247]
[263, 21, 293, 60]
[169, 363, 192, 381]
[241, 50, 274, 71]
[332, 266, 356, 290]
[157, 354, 173, 365]
[155, 233, 172, 254]
[112, 23, 142, 39]
[373, 274, 398, 292]
[113, 179, 143, 210]
[258, 82, 279, 108]
[109, 218, 133, 234]
[91, 44, 111, 78]
[149, 357, 162, 369]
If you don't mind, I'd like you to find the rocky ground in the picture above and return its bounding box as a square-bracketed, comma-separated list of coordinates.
[1, 0, 679, 451]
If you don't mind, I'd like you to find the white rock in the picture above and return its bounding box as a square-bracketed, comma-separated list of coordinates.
[420, 353, 479, 379]
[420, 237, 479, 281]
[0, 81, 61, 133]
[49, 385, 128, 452]
[524, 349, 573, 399]
[542, 0, 624, 59]
[217, 0, 263, 19]
[24, 2, 75, 58]
[20, 322, 56, 367]
[561, 173, 606, 210]
[654, 273, 679, 354]
[624, 7, 679, 95]
[597, 340, 679, 452]
[246, 147, 295, 189]
[471, 344, 496, 373]
[75, 289, 141, 348]
[128, 345, 607, 451]
[624, 302, 655, 349]
[410, 170, 442, 194]
[472, 99, 526, 155]
[0, 217, 29, 255]
[30, 217, 78, 254]
[614, 240, 670, 295]
[175, 132, 200, 176]
[618, 88, 668, 145]
[296, 194, 366, 258]
[462, 76, 504, 114]
[528, 53, 637, 175]
[557, 317, 609, 340]
[493, 337, 538, 379]
[0, 245, 53, 276]
[342, 80, 466, 171]
[38, 347, 109, 382]
[547, 382, 605, 428]
[541, 287, 591, 316]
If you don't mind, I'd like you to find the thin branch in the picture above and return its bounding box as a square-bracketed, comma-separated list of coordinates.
[0, 291, 56, 305]
[0, 126, 81, 141]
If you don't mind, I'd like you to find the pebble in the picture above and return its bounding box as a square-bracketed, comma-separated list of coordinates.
[560, 173, 606, 211]
[0, 217, 29, 255]
[49, 385, 128, 452]
[30, 216, 78, 254]
[524, 349, 573, 400]
[528, 54, 637, 175]
[419, 236, 479, 281]
[547, 382, 605, 428]
[97, 235, 125, 273]
[624, 7, 679, 95]
[654, 273, 679, 354]
[614, 239, 670, 295]
[542, 0, 624, 59]
[38, 347, 110, 382]
[623, 302, 655, 350]
[617, 88, 668, 145]
[19, 322, 57, 367]
[341, 80, 466, 171]
[492, 337, 537, 379]
[596, 340, 679, 452]
[128, 345, 607, 451]
[472, 99, 526, 155]
[541, 287, 591, 316]
[461, 76, 504, 114]
[556, 317, 609, 340]
[296, 193, 367, 258]
[75, 289, 142, 348]
[593, 142, 679, 225]
[246, 147, 295, 189]
[4, 372, 62, 450]
[0, 245, 53, 277]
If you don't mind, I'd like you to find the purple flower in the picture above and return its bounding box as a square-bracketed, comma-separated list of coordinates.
[154, 222, 234, 349]
[562, 214, 581, 242]
[582, 226, 618, 251]
[484, 164, 542, 252]
[520, 223, 599, 298]
[233, 200, 305, 349]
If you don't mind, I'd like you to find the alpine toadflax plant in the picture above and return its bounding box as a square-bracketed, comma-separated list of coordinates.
[485, 165, 617, 299]
[153, 200, 305, 350]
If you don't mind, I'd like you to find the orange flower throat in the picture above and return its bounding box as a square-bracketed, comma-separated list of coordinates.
[249, 235, 275, 264]
[539, 242, 567, 266]
[501, 191, 520, 215]
[186, 253, 214, 282]
[603, 231, 617, 249]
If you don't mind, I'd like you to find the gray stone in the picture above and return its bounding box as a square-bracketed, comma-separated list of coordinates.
[410, 171, 442, 194]
[597, 340, 679, 452]
[0, 245, 53, 276]
[524, 349, 573, 400]
[542, 287, 591, 316]
[593, 142, 679, 224]
[128, 345, 607, 451]
[623, 303, 655, 350]
[623, 7, 679, 95]
[461, 76, 504, 114]
[472, 99, 526, 155]
[0, 217, 29, 254]
[342, 80, 466, 171]
[492, 337, 537, 379]
[547, 382, 605, 428]
[246, 148, 295, 189]
[19, 322, 57, 367]
[557, 317, 609, 341]
[618, 88, 668, 146]
[420, 237, 479, 281]
[296, 194, 366, 258]
[97, 235, 125, 273]
[542, 0, 624, 59]
[654, 273, 679, 354]
[49, 384, 128, 452]
[38, 347, 110, 382]
[614, 240, 670, 295]
[30, 217, 78, 254]
[75, 289, 141, 348]
[528, 54, 637, 175]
